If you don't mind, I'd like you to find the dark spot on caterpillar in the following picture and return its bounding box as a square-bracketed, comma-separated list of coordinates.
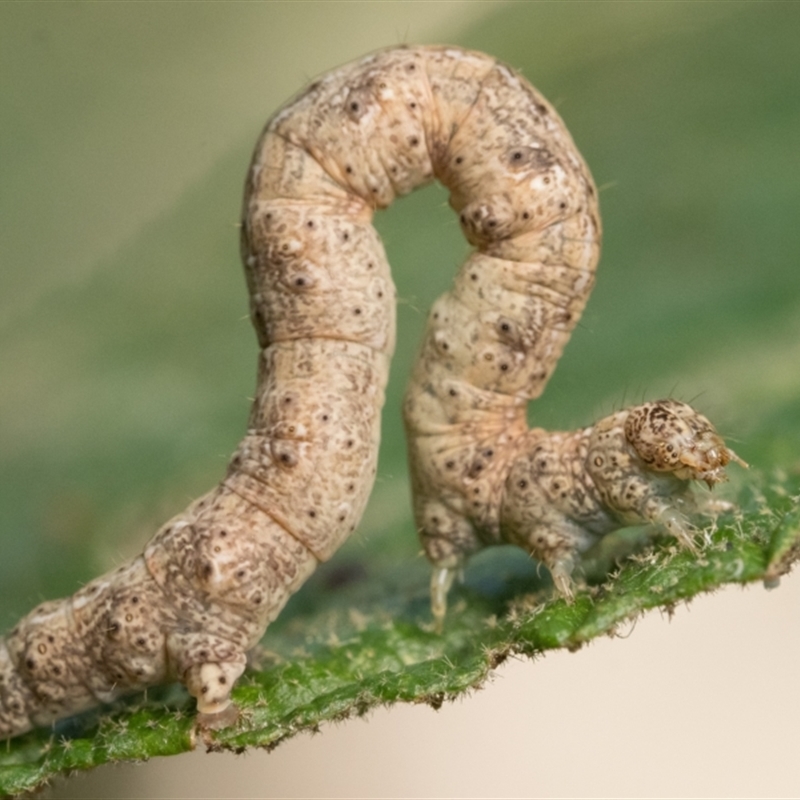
[236, 569, 246, 579]
[499, 363, 509, 372]
[522, 211, 530, 220]
[308, 510, 317, 518]
[448, 388, 457, 397]
[346, 439, 354, 448]
[350, 102, 359, 112]
[559, 201, 567, 210]
[306, 220, 314, 229]
[455, 156, 463, 165]
[342, 232, 350, 241]
[52, 665, 62, 676]
[25, 658, 35, 670]
[353, 307, 362, 315]
[518, 480, 528, 489]
[131, 596, 139, 604]
[409, 136, 419, 147]
[345, 165, 353, 174]
[445, 460, 455, 469]
[136, 637, 146, 647]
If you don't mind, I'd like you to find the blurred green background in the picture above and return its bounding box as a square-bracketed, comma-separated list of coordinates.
[1, 1, 798, 652]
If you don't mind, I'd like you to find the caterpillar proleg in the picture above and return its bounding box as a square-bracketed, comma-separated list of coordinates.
[0, 44, 744, 741]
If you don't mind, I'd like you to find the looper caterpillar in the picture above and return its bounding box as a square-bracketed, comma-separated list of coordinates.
[0, 44, 744, 741]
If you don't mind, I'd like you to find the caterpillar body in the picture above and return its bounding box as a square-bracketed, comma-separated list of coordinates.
[0, 45, 742, 741]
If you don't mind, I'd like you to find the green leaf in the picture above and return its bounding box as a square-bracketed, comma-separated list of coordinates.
[1, 3, 799, 796]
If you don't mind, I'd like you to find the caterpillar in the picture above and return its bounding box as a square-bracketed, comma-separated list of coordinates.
[0, 44, 743, 741]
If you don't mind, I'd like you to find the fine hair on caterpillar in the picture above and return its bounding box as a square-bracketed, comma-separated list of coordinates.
[0, 44, 744, 742]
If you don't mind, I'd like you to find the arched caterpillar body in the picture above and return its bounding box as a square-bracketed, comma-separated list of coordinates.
[0, 44, 743, 741]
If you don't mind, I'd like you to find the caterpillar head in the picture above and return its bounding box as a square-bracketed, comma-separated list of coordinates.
[624, 400, 747, 488]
